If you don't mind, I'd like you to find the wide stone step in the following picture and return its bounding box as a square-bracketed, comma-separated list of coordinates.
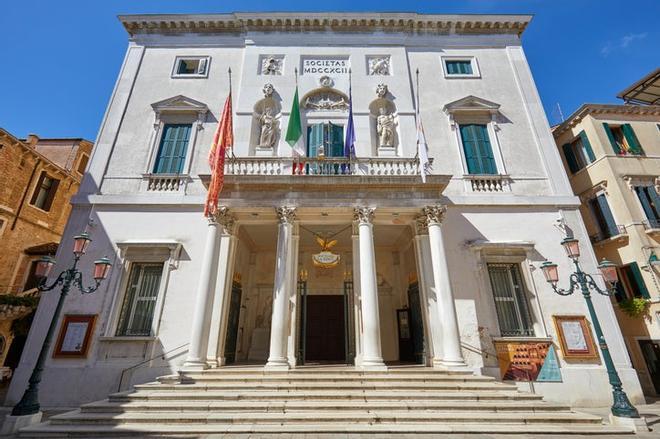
[82, 398, 571, 413]
[109, 389, 543, 402]
[47, 410, 605, 426]
[190, 367, 476, 376]
[159, 373, 497, 383]
[134, 381, 517, 392]
[18, 422, 634, 437]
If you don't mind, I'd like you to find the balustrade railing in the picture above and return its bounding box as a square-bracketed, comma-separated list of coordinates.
[225, 156, 427, 177]
[146, 174, 185, 191]
[464, 174, 511, 192]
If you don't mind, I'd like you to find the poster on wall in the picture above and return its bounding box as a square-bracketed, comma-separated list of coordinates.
[53, 315, 96, 358]
[494, 340, 562, 382]
[552, 315, 599, 359]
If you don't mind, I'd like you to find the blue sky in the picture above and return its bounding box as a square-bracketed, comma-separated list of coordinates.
[1, 0, 658, 140]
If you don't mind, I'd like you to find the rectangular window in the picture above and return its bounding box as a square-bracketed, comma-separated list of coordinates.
[306, 122, 344, 175]
[562, 130, 596, 174]
[487, 263, 535, 337]
[615, 262, 650, 302]
[587, 194, 620, 240]
[459, 124, 497, 175]
[153, 124, 192, 174]
[29, 171, 60, 212]
[116, 263, 164, 336]
[603, 123, 644, 155]
[635, 186, 660, 228]
[172, 57, 209, 78]
[24, 260, 42, 291]
[446, 60, 473, 75]
[76, 154, 89, 175]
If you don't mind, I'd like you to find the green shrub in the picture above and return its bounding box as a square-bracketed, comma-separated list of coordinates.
[618, 297, 650, 319]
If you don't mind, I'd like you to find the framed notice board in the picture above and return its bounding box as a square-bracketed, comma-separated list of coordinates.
[552, 315, 598, 360]
[53, 315, 96, 358]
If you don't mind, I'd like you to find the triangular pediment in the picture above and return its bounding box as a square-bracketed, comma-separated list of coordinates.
[443, 95, 500, 113]
[151, 95, 208, 113]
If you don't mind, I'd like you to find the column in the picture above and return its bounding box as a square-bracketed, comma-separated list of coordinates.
[265, 206, 296, 369]
[206, 208, 237, 367]
[351, 224, 362, 365]
[354, 207, 386, 369]
[412, 217, 444, 366]
[423, 205, 466, 368]
[183, 213, 221, 370]
[286, 225, 300, 367]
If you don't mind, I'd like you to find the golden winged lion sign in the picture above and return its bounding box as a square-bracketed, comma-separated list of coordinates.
[312, 236, 341, 268]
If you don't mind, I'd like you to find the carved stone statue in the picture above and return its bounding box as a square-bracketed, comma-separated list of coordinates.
[258, 108, 277, 147]
[304, 91, 348, 111]
[369, 57, 390, 76]
[377, 107, 395, 148]
[262, 83, 274, 98]
[376, 83, 388, 98]
[262, 57, 282, 75]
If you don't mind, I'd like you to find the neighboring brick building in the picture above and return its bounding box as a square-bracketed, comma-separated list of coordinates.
[0, 128, 92, 373]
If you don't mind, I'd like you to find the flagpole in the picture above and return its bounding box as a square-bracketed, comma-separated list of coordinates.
[415, 68, 420, 160]
[348, 67, 353, 162]
[227, 67, 235, 159]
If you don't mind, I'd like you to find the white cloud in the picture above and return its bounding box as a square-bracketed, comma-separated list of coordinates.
[601, 32, 648, 56]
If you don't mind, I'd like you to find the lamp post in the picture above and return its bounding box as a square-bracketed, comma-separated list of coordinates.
[10, 232, 112, 417]
[540, 237, 639, 419]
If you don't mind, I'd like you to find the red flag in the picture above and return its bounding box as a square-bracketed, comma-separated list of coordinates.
[204, 93, 233, 217]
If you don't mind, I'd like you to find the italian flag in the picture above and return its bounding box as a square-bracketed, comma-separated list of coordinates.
[285, 87, 305, 157]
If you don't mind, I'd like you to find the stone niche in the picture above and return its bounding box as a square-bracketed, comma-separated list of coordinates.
[368, 83, 399, 156]
[250, 83, 282, 156]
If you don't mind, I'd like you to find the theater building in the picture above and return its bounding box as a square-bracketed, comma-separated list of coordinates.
[6, 13, 645, 433]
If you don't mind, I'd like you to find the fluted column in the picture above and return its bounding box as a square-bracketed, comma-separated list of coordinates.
[354, 207, 386, 370]
[266, 206, 296, 370]
[206, 208, 237, 367]
[183, 213, 221, 370]
[423, 205, 466, 368]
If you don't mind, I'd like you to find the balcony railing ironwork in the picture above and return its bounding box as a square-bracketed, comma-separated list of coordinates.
[589, 224, 627, 244]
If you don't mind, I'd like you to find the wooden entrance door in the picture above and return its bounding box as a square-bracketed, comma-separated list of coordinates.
[305, 295, 345, 362]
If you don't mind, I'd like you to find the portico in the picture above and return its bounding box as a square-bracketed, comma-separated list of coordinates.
[180, 161, 463, 371]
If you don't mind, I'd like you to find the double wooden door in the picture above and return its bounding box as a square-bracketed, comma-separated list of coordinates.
[304, 295, 346, 362]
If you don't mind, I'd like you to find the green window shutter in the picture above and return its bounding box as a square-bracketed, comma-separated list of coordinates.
[328, 123, 344, 157]
[154, 124, 191, 174]
[562, 143, 580, 173]
[595, 194, 619, 237]
[602, 123, 621, 154]
[460, 124, 496, 175]
[578, 131, 596, 162]
[622, 124, 643, 155]
[307, 123, 323, 157]
[628, 262, 650, 299]
[447, 61, 457, 74]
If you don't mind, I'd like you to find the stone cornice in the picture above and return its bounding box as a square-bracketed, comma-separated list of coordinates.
[552, 103, 660, 137]
[119, 12, 531, 37]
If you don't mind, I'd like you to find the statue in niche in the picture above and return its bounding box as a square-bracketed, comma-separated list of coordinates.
[377, 107, 396, 148]
[376, 83, 388, 98]
[258, 107, 277, 147]
[262, 83, 274, 98]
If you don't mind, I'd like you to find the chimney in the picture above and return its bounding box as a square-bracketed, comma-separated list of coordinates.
[26, 134, 40, 148]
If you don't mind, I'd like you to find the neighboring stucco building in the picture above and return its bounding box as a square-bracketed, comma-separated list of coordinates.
[553, 102, 660, 396]
[0, 129, 92, 374]
[5, 12, 646, 434]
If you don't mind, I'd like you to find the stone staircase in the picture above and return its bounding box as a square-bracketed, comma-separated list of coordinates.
[18, 366, 633, 437]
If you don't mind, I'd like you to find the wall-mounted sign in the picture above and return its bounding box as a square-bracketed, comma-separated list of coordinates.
[302, 59, 349, 75]
[54, 315, 96, 358]
[494, 340, 562, 382]
[553, 315, 599, 359]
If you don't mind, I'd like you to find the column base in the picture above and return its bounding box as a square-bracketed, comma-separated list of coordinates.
[180, 359, 209, 371]
[360, 358, 387, 371]
[265, 358, 290, 370]
[1, 412, 43, 434]
[438, 358, 469, 370]
[609, 414, 649, 432]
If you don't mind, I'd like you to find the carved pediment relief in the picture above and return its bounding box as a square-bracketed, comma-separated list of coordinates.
[443, 95, 501, 114]
[302, 88, 349, 112]
[151, 95, 209, 115]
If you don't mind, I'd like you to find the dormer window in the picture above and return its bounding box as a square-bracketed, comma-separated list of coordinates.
[172, 56, 210, 78]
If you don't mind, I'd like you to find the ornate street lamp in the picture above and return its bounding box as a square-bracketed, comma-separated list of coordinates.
[541, 238, 639, 419]
[10, 233, 112, 417]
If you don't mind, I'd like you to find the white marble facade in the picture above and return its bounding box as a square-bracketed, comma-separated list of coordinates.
[7, 12, 644, 408]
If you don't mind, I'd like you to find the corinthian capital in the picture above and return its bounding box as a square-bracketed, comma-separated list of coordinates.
[354, 206, 376, 225]
[208, 206, 236, 234]
[422, 205, 447, 225]
[414, 215, 428, 234]
[276, 206, 297, 224]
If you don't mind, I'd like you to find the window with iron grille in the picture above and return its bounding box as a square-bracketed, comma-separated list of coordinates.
[116, 263, 163, 336]
[487, 263, 535, 337]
